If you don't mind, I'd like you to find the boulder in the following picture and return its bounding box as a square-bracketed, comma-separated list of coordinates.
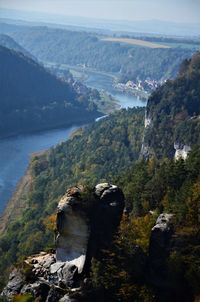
[1, 269, 24, 300]
[46, 285, 66, 302]
[58, 263, 79, 287]
[21, 281, 50, 300]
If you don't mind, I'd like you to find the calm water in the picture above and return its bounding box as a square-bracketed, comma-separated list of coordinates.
[84, 72, 146, 108]
[0, 126, 77, 213]
[0, 72, 146, 214]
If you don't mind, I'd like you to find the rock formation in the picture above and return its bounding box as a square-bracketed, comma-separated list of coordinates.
[56, 186, 89, 275]
[148, 213, 175, 298]
[148, 213, 194, 301]
[149, 213, 174, 262]
[1, 183, 124, 301]
[174, 142, 191, 160]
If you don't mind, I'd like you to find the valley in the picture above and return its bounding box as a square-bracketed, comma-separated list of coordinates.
[0, 70, 145, 215]
[0, 8, 200, 302]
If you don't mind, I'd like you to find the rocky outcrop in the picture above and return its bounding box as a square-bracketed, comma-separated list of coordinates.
[174, 142, 191, 160]
[1, 183, 124, 301]
[148, 213, 176, 302]
[148, 214, 195, 301]
[149, 213, 174, 263]
[56, 186, 89, 274]
[148, 213, 174, 290]
[140, 143, 151, 159]
[140, 111, 154, 160]
[144, 111, 152, 129]
[89, 183, 125, 256]
[1, 269, 25, 300]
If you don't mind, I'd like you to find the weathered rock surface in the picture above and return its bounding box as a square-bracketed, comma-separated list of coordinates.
[148, 213, 194, 301]
[174, 142, 191, 160]
[1, 269, 25, 300]
[88, 183, 125, 258]
[148, 213, 174, 289]
[149, 213, 174, 268]
[56, 186, 89, 274]
[1, 183, 124, 301]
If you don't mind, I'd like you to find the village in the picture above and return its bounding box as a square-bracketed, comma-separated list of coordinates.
[113, 78, 164, 97]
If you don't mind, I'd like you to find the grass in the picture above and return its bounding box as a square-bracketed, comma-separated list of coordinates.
[94, 91, 120, 114]
[101, 37, 171, 49]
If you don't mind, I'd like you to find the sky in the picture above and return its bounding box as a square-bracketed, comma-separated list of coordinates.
[0, 0, 200, 24]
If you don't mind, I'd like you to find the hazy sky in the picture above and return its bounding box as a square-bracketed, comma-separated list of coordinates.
[0, 0, 200, 23]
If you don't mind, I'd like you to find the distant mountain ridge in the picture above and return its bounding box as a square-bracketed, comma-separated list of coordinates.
[0, 33, 35, 60]
[1, 10, 200, 36]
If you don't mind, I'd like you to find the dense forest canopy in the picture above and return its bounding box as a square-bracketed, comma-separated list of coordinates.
[0, 46, 75, 112]
[0, 46, 100, 137]
[87, 146, 200, 301]
[0, 113, 199, 300]
[0, 108, 145, 287]
[143, 52, 200, 158]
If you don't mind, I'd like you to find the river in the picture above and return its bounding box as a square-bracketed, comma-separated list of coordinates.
[82, 70, 146, 108]
[0, 72, 146, 214]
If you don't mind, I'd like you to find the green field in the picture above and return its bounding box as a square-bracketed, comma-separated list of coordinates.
[101, 37, 171, 49]
[101, 37, 200, 51]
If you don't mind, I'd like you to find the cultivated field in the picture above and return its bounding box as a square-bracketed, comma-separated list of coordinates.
[101, 37, 171, 49]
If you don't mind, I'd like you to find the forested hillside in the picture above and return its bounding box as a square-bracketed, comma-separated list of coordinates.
[4, 25, 195, 82]
[0, 46, 99, 137]
[0, 108, 145, 288]
[0, 109, 199, 300]
[86, 147, 200, 301]
[142, 52, 200, 159]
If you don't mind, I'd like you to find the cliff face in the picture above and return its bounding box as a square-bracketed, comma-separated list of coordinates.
[1, 183, 125, 301]
[141, 53, 200, 160]
[174, 143, 191, 161]
[56, 186, 89, 273]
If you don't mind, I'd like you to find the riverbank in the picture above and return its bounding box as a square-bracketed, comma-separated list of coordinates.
[95, 91, 121, 114]
[44, 61, 117, 80]
[0, 88, 121, 141]
[0, 113, 100, 141]
[113, 82, 150, 100]
[44, 61, 150, 101]
[0, 169, 32, 235]
[0, 70, 146, 215]
[114, 84, 149, 100]
[83, 72, 147, 108]
[0, 125, 82, 214]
